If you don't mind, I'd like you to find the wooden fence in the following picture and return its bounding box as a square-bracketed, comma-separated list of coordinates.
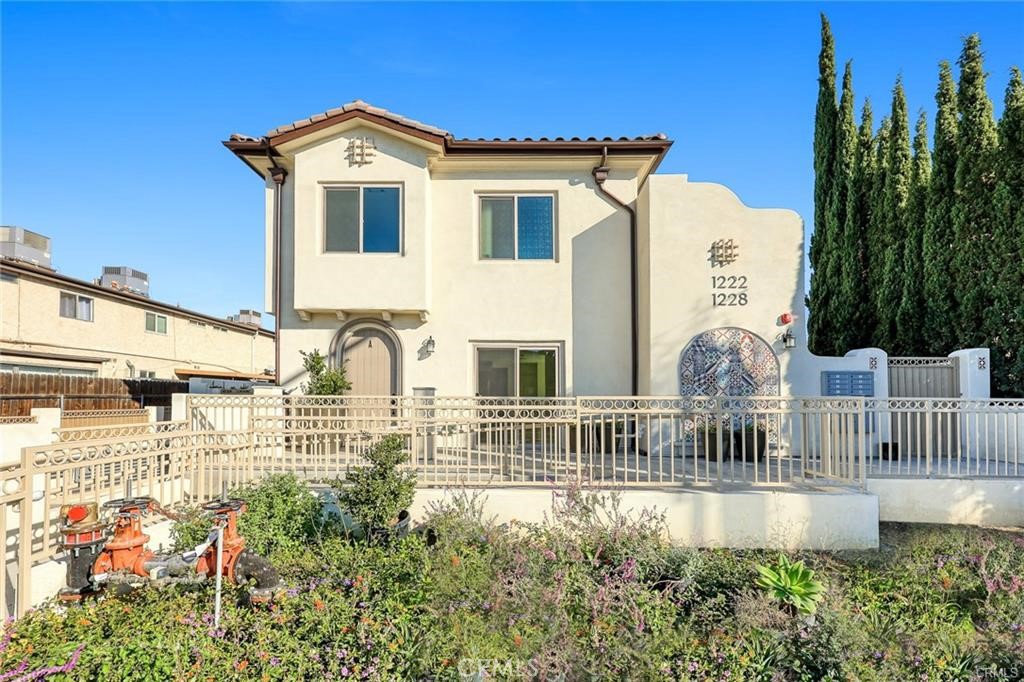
[0, 375, 187, 416]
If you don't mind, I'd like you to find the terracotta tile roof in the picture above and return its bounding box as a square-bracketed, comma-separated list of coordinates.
[267, 99, 451, 139]
[240, 99, 669, 147]
[453, 134, 669, 143]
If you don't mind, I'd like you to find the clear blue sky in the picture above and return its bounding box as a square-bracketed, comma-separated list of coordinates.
[2, 2, 1021, 327]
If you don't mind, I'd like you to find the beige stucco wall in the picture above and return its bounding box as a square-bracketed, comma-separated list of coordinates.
[411, 487, 880, 550]
[0, 273, 274, 379]
[638, 175, 816, 396]
[272, 124, 848, 398]
[868, 478, 1024, 527]
[290, 125, 431, 313]
[276, 124, 636, 395]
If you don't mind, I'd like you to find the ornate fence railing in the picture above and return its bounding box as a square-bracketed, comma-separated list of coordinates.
[863, 398, 1024, 478]
[185, 394, 865, 488]
[59, 409, 150, 429]
[5, 393, 1024, 619]
[54, 419, 190, 443]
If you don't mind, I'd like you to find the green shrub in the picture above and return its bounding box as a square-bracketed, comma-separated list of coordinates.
[171, 473, 326, 556]
[300, 348, 350, 395]
[755, 553, 825, 615]
[337, 435, 416, 534]
[8, 501, 1024, 681]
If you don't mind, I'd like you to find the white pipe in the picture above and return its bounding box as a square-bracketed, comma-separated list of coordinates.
[214, 522, 224, 628]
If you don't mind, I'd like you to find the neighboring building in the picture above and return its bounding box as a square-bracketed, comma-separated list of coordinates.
[0, 244, 275, 381]
[223, 100, 847, 397]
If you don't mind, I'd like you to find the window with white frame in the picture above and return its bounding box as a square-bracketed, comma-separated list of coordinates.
[0, 363, 96, 377]
[139, 370, 157, 379]
[59, 292, 93, 321]
[324, 186, 401, 253]
[475, 345, 559, 397]
[145, 311, 168, 334]
[479, 195, 555, 260]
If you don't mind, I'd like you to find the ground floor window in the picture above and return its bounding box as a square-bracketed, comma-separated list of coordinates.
[475, 345, 559, 397]
[0, 363, 97, 377]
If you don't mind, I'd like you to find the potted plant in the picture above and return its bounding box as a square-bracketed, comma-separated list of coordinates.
[739, 421, 768, 462]
[694, 418, 733, 461]
[298, 348, 351, 430]
[300, 349, 350, 395]
[337, 435, 416, 543]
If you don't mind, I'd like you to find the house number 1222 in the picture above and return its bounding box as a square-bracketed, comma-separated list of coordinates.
[711, 275, 748, 306]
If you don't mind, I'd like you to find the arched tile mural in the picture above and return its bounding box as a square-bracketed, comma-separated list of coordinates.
[679, 327, 780, 397]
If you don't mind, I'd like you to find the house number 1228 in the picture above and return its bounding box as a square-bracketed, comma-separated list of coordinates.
[711, 275, 748, 306]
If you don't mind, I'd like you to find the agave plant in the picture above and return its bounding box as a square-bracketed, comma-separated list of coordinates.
[755, 554, 825, 615]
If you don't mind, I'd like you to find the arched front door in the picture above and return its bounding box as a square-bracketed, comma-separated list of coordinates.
[678, 327, 779, 397]
[333, 321, 401, 395]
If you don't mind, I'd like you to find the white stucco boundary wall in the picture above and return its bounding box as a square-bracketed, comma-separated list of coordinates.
[410, 487, 880, 550]
[868, 478, 1023, 528]
[0, 408, 61, 465]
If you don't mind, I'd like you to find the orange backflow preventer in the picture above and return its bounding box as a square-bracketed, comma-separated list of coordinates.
[195, 501, 248, 583]
[91, 499, 155, 578]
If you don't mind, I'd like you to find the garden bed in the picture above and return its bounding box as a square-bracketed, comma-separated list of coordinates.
[3, 475, 1023, 681]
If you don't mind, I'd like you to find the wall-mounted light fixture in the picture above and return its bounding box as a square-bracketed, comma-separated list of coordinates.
[781, 328, 796, 350]
[421, 336, 436, 356]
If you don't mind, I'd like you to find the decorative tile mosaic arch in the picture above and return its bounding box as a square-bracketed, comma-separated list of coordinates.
[678, 327, 780, 397]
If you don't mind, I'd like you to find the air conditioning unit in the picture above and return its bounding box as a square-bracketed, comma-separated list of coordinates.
[0, 226, 53, 269]
[100, 266, 150, 297]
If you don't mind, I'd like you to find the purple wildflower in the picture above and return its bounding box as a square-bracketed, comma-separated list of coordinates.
[0, 661, 29, 682]
[9, 644, 84, 682]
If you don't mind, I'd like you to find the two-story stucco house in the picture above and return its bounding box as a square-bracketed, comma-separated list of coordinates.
[225, 100, 825, 399]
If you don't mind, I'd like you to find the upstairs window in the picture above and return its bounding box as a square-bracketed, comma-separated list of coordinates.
[325, 186, 401, 253]
[59, 292, 93, 321]
[480, 195, 554, 260]
[145, 311, 168, 334]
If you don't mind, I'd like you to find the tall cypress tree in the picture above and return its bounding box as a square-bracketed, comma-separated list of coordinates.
[896, 111, 931, 353]
[952, 35, 999, 348]
[875, 80, 912, 352]
[866, 115, 891, 349]
[838, 99, 876, 351]
[808, 13, 839, 355]
[830, 61, 858, 353]
[989, 68, 1024, 395]
[922, 62, 959, 355]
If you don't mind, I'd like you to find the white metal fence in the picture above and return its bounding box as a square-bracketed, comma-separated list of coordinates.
[4, 393, 1024, 619]
[186, 394, 869, 488]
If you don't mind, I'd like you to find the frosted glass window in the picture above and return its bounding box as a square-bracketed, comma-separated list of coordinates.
[479, 195, 554, 260]
[516, 196, 554, 260]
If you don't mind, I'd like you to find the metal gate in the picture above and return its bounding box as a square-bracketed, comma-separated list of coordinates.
[888, 357, 960, 398]
[887, 357, 960, 458]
